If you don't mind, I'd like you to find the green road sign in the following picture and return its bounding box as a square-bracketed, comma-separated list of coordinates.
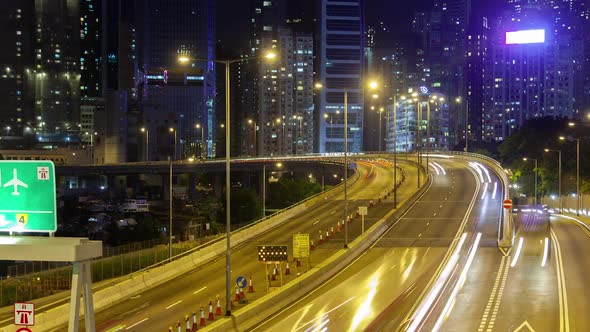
[0, 161, 56, 232]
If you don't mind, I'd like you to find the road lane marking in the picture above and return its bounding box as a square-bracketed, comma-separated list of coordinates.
[313, 220, 320, 225]
[541, 237, 549, 267]
[126, 318, 149, 330]
[551, 229, 570, 332]
[294, 297, 354, 331]
[487, 255, 510, 332]
[510, 237, 524, 267]
[165, 300, 182, 309]
[330, 211, 336, 215]
[478, 256, 507, 331]
[193, 286, 207, 294]
[514, 320, 537, 332]
[106, 325, 125, 332]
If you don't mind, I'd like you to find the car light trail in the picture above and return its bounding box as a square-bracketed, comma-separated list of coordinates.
[433, 162, 446, 175]
[481, 182, 489, 200]
[541, 237, 549, 267]
[433, 232, 482, 332]
[492, 182, 498, 200]
[429, 163, 440, 175]
[407, 233, 468, 332]
[510, 237, 524, 267]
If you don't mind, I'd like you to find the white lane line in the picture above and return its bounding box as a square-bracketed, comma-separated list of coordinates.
[193, 286, 207, 294]
[487, 256, 510, 332]
[126, 318, 149, 330]
[330, 211, 336, 215]
[165, 300, 182, 310]
[481, 182, 489, 200]
[477, 256, 507, 331]
[294, 297, 354, 331]
[541, 237, 549, 267]
[510, 237, 524, 267]
[313, 220, 320, 225]
[551, 229, 570, 332]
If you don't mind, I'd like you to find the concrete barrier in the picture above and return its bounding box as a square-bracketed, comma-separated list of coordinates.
[201, 166, 432, 332]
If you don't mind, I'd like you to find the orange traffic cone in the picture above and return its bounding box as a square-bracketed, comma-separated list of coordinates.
[239, 287, 245, 299]
[285, 262, 290, 275]
[185, 315, 191, 332]
[248, 276, 255, 293]
[325, 230, 330, 241]
[169, 326, 173, 332]
[319, 233, 323, 244]
[208, 300, 215, 321]
[337, 221, 341, 232]
[330, 226, 335, 236]
[310, 239, 315, 250]
[215, 295, 223, 315]
[199, 306, 206, 326]
[234, 287, 241, 301]
[176, 321, 182, 332]
[192, 312, 198, 331]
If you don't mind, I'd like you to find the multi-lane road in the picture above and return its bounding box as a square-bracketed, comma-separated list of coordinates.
[72, 159, 417, 332]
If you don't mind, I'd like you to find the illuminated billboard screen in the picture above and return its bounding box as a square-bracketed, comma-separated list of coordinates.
[146, 67, 204, 86]
[506, 29, 545, 45]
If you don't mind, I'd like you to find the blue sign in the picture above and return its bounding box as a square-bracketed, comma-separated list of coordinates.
[419, 86, 429, 94]
[236, 276, 247, 289]
[348, 162, 357, 170]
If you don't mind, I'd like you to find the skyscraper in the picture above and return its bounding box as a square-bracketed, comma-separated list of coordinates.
[318, 0, 365, 153]
[136, 0, 215, 160]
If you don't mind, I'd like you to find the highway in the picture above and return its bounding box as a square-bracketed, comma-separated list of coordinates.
[252, 157, 504, 331]
[67, 159, 417, 331]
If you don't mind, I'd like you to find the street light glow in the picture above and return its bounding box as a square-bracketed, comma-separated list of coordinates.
[314, 82, 323, 89]
[369, 81, 379, 89]
[178, 56, 190, 63]
[169, 127, 174, 132]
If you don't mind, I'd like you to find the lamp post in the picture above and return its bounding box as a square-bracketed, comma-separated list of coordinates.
[247, 119, 256, 156]
[168, 156, 173, 260]
[560, 133, 581, 215]
[523, 157, 538, 207]
[378, 107, 384, 151]
[196, 124, 205, 159]
[141, 127, 149, 161]
[178, 51, 276, 315]
[169, 127, 177, 161]
[544, 148, 562, 212]
[85, 131, 96, 164]
[455, 97, 469, 152]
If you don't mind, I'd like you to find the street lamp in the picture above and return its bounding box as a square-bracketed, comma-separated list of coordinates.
[523, 157, 538, 207]
[178, 50, 277, 315]
[456, 96, 469, 152]
[141, 127, 149, 161]
[247, 119, 256, 156]
[559, 135, 581, 215]
[544, 148, 562, 212]
[195, 124, 205, 159]
[85, 131, 97, 164]
[378, 107, 384, 151]
[169, 127, 177, 161]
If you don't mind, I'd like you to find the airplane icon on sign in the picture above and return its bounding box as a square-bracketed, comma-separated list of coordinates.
[3, 168, 28, 196]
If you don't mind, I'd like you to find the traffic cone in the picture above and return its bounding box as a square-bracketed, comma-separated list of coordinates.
[337, 221, 341, 232]
[234, 287, 241, 301]
[208, 300, 215, 321]
[199, 306, 206, 326]
[176, 321, 181, 332]
[296, 258, 301, 267]
[319, 233, 323, 244]
[348, 216, 352, 224]
[285, 262, 290, 275]
[216, 295, 223, 315]
[169, 326, 173, 332]
[271, 267, 277, 281]
[330, 226, 335, 236]
[310, 239, 315, 250]
[185, 315, 191, 332]
[248, 276, 255, 293]
[192, 312, 198, 331]
[326, 230, 330, 241]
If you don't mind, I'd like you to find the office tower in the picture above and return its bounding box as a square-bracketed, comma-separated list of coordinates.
[318, 0, 365, 153]
[136, 0, 216, 160]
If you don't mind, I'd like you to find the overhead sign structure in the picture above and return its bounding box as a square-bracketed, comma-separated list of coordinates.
[506, 29, 545, 45]
[14, 302, 34, 326]
[0, 161, 56, 232]
[503, 199, 513, 209]
[293, 233, 310, 258]
[258, 245, 288, 262]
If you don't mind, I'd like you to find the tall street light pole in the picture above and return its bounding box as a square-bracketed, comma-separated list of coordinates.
[343, 90, 349, 248]
[560, 133, 582, 216]
[544, 148, 562, 212]
[169, 156, 173, 260]
[141, 127, 149, 161]
[196, 124, 205, 159]
[248, 119, 256, 156]
[523, 157, 538, 207]
[169, 127, 177, 161]
[178, 51, 277, 316]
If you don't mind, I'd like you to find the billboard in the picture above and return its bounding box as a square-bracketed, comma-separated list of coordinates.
[145, 67, 204, 86]
[506, 29, 545, 45]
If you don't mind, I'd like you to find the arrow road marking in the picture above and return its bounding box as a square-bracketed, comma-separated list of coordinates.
[513, 320, 536, 332]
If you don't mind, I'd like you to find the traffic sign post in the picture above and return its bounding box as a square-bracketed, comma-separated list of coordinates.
[503, 199, 513, 209]
[292, 234, 310, 259]
[14, 302, 34, 326]
[358, 206, 368, 234]
[236, 276, 247, 289]
[0, 161, 56, 233]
